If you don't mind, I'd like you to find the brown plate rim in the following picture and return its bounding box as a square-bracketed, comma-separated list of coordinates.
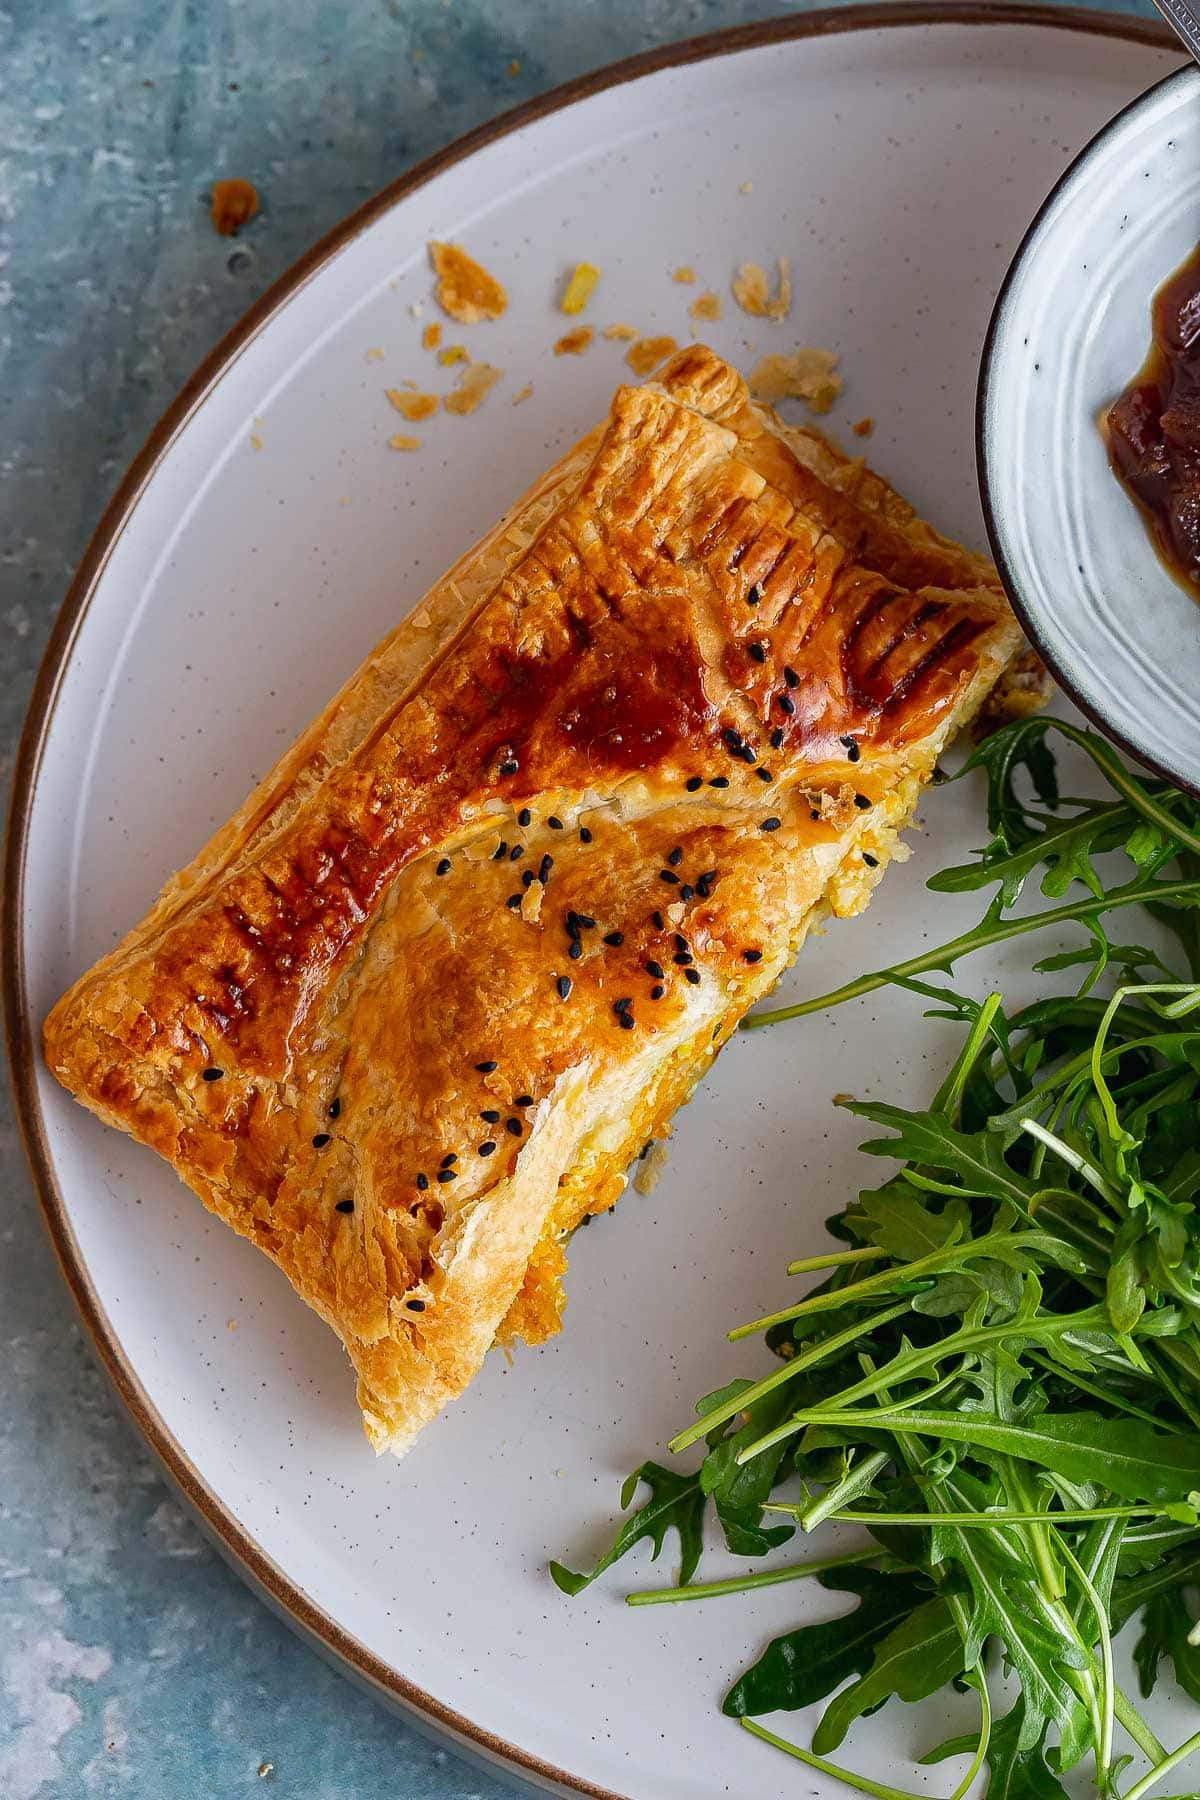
[1, 7, 1178, 1796]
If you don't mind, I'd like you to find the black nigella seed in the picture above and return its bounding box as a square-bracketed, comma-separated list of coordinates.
[335, 1198, 355, 1213]
[475, 1060, 498, 1073]
[522, 870, 535, 888]
[757, 767, 773, 783]
[436, 858, 451, 876]
[574, 913, 595, 930]
[557, 975, 573, 999]
[748, 641, 766, 664]
[652, 911, 665, 931]
[481, 1109, 500, 1123]
[863, 852, 879, 868]
[312, 1132, 332, 1149]
[841, 736, 861, 763]
[646, 960, 665, 979]
[743, 948, 763, 964]
[680, 884, 694, 900]
[440, 1152, 458, 1168]
[514, 1094, 534, 1108]
[776, 693, 796, 715]
[506, 893, 522, 909]
[723, 727, 743, 751]
[668, 846, 683, 867]
[538, 854, 553, 883]
[854, 793, 871, 809]
[674, 951, 693, 966]
[709, 776, 729, 789]
[696, 874, 715, 898]
[437, 1167, 457, 1183]
[739, 745, 757, 765]
[603, 930, 624, 946]
[328, 1097, 341, 1119]
[784, 666, 800, 690]
[651, 984, 666, 1000]
[548, 816, 564, 830]
[810, 809, 821, 821]
[580, 826, 592, 843]
[518, 807, 532, 827]
[478, 1141, 497, 1156]
[406, 1298, 426, 1311]
[618, 1013, 636, 1030]
[202, 1067, 224, 1081]
[770, 727, 784, 750]
[506, 1117, 523, 1136]
[674, 933, 689, 952]
[685, 775, 703, 792]
[416, 1172, 429, 1192]
[613, 997, 633, 1013]
[659, 869, 680, 885]
[499, 759, 518, 776]
[568, 940, 583, 959]
[509, 844, 523, 861]
[566, 912, 581, 938]
[684, 966, 701, 985]
[761, 817, 782, 832]
[492, 841, 508, 860]
[746, 583, 762, 606]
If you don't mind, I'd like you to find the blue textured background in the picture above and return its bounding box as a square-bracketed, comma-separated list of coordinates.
[0, 2, 1159, 1796]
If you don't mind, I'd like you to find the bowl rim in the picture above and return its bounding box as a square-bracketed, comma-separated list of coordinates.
[975, 59, 1198, 796]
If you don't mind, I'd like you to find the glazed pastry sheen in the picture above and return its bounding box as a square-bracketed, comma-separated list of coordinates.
[45, 347, 1022, 1455]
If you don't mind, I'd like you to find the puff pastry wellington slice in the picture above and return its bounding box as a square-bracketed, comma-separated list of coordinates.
[45, 347, 1022, 1455]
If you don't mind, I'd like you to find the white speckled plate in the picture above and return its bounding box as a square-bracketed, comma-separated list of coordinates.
[980, 63, 1200, 794]
[5, 11, 1186, 1798]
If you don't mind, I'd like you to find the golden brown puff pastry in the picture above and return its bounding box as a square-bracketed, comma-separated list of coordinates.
[45, 347, 1022, 1456]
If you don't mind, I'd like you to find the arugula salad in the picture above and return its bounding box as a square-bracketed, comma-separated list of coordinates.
[554, 718, 1200, 1800]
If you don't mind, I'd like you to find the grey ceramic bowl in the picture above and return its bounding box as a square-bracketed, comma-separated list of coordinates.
[978, 64, 1200, 791]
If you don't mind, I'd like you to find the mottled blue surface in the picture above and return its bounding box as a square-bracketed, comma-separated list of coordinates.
[0, 2, 1159, 1796]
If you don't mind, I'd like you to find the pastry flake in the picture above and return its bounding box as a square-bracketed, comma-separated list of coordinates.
[45, 347, 1021, 1457]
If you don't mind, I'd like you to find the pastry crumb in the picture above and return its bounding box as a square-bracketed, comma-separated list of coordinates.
[625, 334, 678, 376]
[409, 299, 424, 319]
[227, 1318, 238, 1330]
[508, 58, 521, 76]
[602, 323, 639, 341]
[444, 361, 502, 415]
[429, 241, 508, 323]
[732, 257, 792, 321]
[511, 383, 533, 405]
[852, 416, 874, 437]
[832, 1092, 855, 1107]
[560, 261, 601, 315]
[633, 1139, 669, 1197]
[689, 291, 722, 324]
[520, 880, 543, 924]
[388, 433, 421, 451]
[738, 180, 754, 194]
[672, 265, 696, 285]
[437, 344, 469, 365]
[749, 347, 842, 413]
[421, 321, 442, 352]
[250, 433, 263, 452]
[364, 346, 385, 363]
[554, 325, 594, 356]
[258, 1765, 273, 1781]
[210, 177, 258, 236]
[387, 388, 439, 421]
[665, 900, 686, 926]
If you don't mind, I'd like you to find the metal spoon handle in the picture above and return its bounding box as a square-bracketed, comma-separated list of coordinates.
[1149, 0, 1200, 64]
